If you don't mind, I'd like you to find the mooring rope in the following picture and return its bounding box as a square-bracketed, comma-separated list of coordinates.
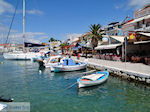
[5, 0, 20, 44]
[49, 70, 97, 93]
[48, 82, 78, 94]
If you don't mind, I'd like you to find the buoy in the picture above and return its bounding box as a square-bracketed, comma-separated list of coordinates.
[39, 70, 42, 74]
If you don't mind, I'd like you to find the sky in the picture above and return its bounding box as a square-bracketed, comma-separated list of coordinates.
[0, 0, 150, 44]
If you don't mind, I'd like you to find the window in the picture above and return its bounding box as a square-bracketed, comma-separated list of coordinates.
[146, 22, 150, 27]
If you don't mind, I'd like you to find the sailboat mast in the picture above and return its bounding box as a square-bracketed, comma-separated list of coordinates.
[23, 0, 26, 51]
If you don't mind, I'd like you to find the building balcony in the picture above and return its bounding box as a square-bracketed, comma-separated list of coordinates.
[134, 26, 150, 31]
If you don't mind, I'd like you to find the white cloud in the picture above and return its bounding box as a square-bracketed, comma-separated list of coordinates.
[0, 24, 47, 44]
[66, 33, 82, 40]
[16, 9, 44, 15]
[128, 0, 150, 8]
[0, 0, 14, 14]
[0, 0, 44, 15]
[26, 9, 44, 15]
[7, 32, 46, 43]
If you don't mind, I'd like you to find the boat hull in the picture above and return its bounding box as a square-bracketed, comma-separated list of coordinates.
[0, 103, 7, 111]
[77, 71, 109, 88]
[53, 63, 87, 72]
[45, 63, 59, 72]
[43, 55, 63, 72]
[3, 52, 41, 60]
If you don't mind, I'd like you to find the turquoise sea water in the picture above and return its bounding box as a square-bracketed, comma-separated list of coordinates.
[0, 55, 150, 112]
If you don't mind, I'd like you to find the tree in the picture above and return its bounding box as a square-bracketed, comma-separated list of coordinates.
[88, 24, 103, 57]
[89, 24, 102, 49]
[60, 43, 69, 54]
[49, 37, 56, 42]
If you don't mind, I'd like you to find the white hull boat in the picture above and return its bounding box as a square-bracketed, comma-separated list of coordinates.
[77, 71, 109, 88]
[43, 55, 63, 71]
[0, 103, 7, 111]
[53, 58, 87, 72]
[54, 63, 87, 72]
[3, 52, 41, 60]
[3, 0, 44, 61]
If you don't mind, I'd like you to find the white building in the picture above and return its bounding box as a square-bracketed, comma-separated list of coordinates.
[122, 4, 150, 34]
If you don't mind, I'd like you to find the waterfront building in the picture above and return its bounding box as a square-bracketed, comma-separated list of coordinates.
[104, 22, 123, 36]
[0, 44, 23, 53]
[94, 35, 125, 61]
[49, 41, 61, 50]
[122, 4, 150, 35]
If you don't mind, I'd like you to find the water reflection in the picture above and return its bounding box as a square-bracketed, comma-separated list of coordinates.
[77, 82, 108, 97]
[1, 55, 150, 112]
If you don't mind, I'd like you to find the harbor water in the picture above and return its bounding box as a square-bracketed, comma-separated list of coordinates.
[0, 55, 150, 112]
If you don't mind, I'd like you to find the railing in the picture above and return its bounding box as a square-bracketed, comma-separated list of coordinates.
[134, 25, 150, 31]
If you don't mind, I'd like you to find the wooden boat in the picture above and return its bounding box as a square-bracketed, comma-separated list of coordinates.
[53, 58, 87, 72]
[77, 71, 109, 88]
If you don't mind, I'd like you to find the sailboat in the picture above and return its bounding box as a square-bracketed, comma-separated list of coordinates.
[3, 0, 42, 60]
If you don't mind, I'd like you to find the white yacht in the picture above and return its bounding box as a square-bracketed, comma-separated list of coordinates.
[3, 51, 41, 60]
[3, 0, 42, 60]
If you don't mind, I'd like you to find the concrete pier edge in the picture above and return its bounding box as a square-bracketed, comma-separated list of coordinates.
[73, 57, 150, 85]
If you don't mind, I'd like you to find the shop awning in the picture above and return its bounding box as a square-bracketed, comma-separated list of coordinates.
[95, 44, 122, 50]
[101, 35, 127, 43]
[139, 32, 150, 37]
[110, 36, 127, 43]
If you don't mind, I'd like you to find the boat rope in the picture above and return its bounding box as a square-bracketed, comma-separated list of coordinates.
[48, 82, 78, 94]
[64, 82, 77, 90]
[49, 70, 97, 94]
[5, 0, 20, 44]
[75, 70, 96, 76]
[64, 70, 97, 79]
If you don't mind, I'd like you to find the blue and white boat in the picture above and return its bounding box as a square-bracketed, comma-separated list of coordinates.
[77, 71, 109, 88]
[53, 58, 87, 72]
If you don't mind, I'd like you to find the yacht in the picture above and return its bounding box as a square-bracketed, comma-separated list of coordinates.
[3, 0, 42, 60]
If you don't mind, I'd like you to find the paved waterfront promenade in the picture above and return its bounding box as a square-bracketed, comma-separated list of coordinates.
[72, 56, 150, 83]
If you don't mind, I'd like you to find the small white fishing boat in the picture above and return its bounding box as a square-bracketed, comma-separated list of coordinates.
[43, 55, 63, 71]
[77, 71, 109, 88]
[53, 58, 87, 72]
[0, 103, 7, 111]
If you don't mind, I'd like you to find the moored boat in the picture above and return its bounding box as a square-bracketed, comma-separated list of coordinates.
[53, 58, 87, 72]
[0, 103, 7, 111]
[77, 71, 109, 88]
[43, 55, 63, 71]
[3, 52, 42, 60]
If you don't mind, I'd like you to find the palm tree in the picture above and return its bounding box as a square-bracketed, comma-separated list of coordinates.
[88, 24, 102, 56]
[89, 24, 102, 49]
